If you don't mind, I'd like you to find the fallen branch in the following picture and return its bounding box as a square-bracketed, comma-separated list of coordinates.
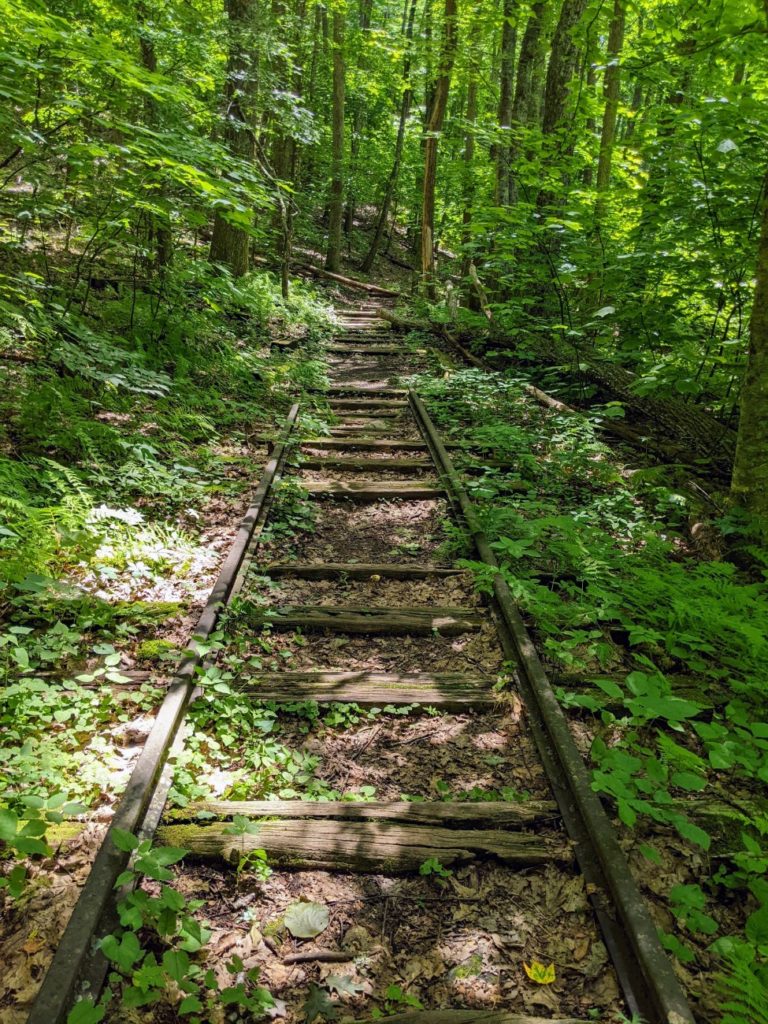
[282, 950, 354, 965]
[252, 254, 400, 297]
[377, 310, 712, 466]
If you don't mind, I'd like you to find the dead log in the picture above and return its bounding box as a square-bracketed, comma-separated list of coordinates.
[166, 798, 559, 827]
[252, 254, 400, 297]
[377, 310, 733, 469]
[156, 819, 571, 872]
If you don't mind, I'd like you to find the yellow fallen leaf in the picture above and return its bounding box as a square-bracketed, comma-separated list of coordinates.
[23, 936, 45, 956]
[523, 960, 556, 984]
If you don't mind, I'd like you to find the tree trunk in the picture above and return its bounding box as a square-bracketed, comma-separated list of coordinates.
[540, 0, 588, 138]
[627, 76, 688, 295]
[360, 0, 418, 273]
[344, 0, 373, 238]
[495, 0, 516, 206]
[137, 2, 172, 269]
[210, 0, 256, 277]
[325, 9, 346, 272]
[461, 76, 478, 285]
[594, 0, 625, 219]
[419, 0, 458, 296]
[581, 60, 596, 187]
[507, 1, 547, 204]
[732, 169, 768, 524]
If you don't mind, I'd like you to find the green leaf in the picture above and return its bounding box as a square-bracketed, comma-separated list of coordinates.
[284, 901, 330, 939]
[746, 904, 768, 946]
[670, 771, 707, 792]
[100, 931, 142, 973]
[14, 836, 50, 856]
[151, 846, 188, 867]
[0, 808, 18, 842]
[303, 983, 338, 1023]
[66, 999, 105, 1024]
[162, 949, 190, 983]
[110, 828, 140, 853]
[179, 995, 203, 1014]
[675, 819, 711, 850]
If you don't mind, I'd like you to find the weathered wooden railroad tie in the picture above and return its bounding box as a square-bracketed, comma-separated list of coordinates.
[28, 306, 695, 1024]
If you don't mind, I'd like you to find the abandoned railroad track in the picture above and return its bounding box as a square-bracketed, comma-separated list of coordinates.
[27, 305, 695, 1024]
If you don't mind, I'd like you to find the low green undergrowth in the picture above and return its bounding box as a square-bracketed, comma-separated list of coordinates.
[414, 367, 768, 1019]
[0, 269, 332, 905]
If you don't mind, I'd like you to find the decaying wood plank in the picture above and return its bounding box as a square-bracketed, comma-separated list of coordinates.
[327, 345, 425, 355]
[166, 798, 559, 827]
[302, 439, 429, 450]
[297, 457, 432, 471]
[329, 425, 397, 435]
[326, 386, 408, 396]
[244, 605, 484, 636]
[355, 1013, 586, 1024]
[262, 562, 464, 579]
[236, 668, 497, 708]
[331, 409, 405, 418]
[304, 479, 444, 500]
[328, 399, 407, 409]
[156, 819, 571, 872]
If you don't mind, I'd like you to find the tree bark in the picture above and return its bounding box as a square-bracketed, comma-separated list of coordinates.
[137, 2, 172, 269]
[540, 0, 587, 140]
[210, 0, 256, 277]
[594, 0, 625, 220]
[732, 168, 768, 524]
[419, 0, 458, 296]
[581, 59, 596, 187]
[461, 75, 478, 286]
[360, 0, 418, 273]
[507, 1, 547, 204]
[325, 9, 346, 272]
[344, 0, 373, 238]
[495, 0, 516, 206]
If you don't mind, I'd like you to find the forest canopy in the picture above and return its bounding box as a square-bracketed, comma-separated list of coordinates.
[1, 0, 767, 516]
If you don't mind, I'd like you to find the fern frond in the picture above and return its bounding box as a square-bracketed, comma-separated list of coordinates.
[718, 955, 768, 1024]
[656, 732, 708, 775]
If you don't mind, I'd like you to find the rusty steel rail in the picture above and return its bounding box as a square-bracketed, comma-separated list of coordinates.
[27, 404, 300, 1024]
[408, 388, 694, 1024]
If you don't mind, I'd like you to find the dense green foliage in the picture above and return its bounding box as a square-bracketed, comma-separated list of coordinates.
[416, 366, 768, 1017]
[1, 0, 768, 1021]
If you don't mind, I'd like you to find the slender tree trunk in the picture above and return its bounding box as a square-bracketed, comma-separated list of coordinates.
[536, 0, 587, 211]
[495, 0, 516, 206]
[732, 174, 768, 520]
[419, 0, 458, 296]
[732, 0, 768, 525]
[360, 0, 418, 273]
[627, 77, 688, 295]
[137, 2, 172, 268]
[210, 0, 256, 276]
[540, 0, 587, 138]
[325, 9, 346, 272]
[344, 0, 373, 238]
[461, 75, 478, 285]
[300, 4, 324, 189]
[507, 1, 546, 204]
[581, 60, 596, 186]
[594, 0, 625, 219]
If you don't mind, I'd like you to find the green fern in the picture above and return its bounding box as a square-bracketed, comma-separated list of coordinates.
[656, 732, 708, 776]
[718, 955, 768, 1024]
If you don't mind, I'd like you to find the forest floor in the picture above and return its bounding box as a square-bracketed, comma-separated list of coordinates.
[1, 252, 767, 1024]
